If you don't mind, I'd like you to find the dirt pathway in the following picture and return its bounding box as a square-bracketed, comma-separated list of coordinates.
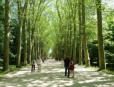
[0, 59, 114, 87]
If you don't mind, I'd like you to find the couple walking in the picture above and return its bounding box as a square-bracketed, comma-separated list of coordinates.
[64, 57, 75, 78]
[31, 57, 42, 72]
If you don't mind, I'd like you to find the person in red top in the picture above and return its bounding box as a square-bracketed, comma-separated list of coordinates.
[69, 60, 75, 78]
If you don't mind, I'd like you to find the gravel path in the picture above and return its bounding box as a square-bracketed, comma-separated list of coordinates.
[0, 59, 114, 87]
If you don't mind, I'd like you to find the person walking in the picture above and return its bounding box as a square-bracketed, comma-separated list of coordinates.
[69, 60, 75, 78]
[42, 57, 45, 63]
[64, 57, 71, 78]
[31, 59, 35, 72]
[37, 57, 42, 72]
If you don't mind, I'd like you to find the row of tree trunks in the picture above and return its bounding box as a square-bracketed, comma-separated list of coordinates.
[77, 0, 105, 69]
[3, 0, 47, 71]
[64, 0, 90, 66]
[16, 0, 29, 67]
[3, 0, 106, 71]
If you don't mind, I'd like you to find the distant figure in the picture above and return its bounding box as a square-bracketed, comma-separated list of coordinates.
[42, 58, 45, 63]
[37, 57, 42, 72]
[31, 59, 35, 72]
[64, 57, 71, 78]
[69, 60, 75, 78]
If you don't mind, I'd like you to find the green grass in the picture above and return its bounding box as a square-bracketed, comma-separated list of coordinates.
[78, 65, 114, 75]
[88, 66, 99, 70]
[88, 66, 114, 75]
[77, 64, 99, 70]
[0, 65, 29, 76]
[102, 69, 114, 75]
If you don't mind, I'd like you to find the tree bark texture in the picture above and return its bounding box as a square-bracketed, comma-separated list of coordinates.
[16, 1, 22, 66]
[28, 21, 31, 64]
[96, 0, 106, 69]
[23, 0, 28, 65]
[23, 17, 27, 65]
[82, 0, 90, 67]
[73, 22, 76, 63]
[3, 0, 10, 71]
[78, 0, 82, 65]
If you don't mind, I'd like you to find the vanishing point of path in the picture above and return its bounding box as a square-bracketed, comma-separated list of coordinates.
[0, 59, 114, 87]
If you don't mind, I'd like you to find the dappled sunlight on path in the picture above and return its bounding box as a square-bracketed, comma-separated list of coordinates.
[0, 59, 114, 87]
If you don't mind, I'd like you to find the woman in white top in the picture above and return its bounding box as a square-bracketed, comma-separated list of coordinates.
[37, 57, 42, 72]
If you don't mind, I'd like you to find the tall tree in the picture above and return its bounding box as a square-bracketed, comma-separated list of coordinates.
[16, 0, 28, 66]
[78, 0, 82, 65]
[23, 0, 28, 65]
[23, 16, 27, 65]
[96, 0, 105, 69]
[3, 0, 10, 71]
[71, 0, 77, 63]
[28, 20, 31, 64]
[16, 0, 23, 66]
[56, 0, 63, 59]
[27, 2, 32, 64]
[82, 0, 90, 66]
[30, 0, 46, 62]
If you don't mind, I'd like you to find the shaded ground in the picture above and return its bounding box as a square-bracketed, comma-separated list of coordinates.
[0, 59, 114, 87]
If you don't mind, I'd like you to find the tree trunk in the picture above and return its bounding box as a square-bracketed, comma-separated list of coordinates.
[56, 44, 58, 60]
[70, 25, 72, 58]
[3, 0, 10, 71]
[96, 0, 106, 69]
[78, 0, 82, 65]
[64, 35, 67, 59]
[28, 21, 31, 64]
[37, 40, 39, 58]
[16, 1, 22, 67]
[82, 0, 90, 67]
[73, 22, 76, 63]
[31, 41, 34, 63]
[31, 28, 35, 62]
[23, 17, 27, 65]
[23, 0, 28, 65]
[34, 38, 37, 59]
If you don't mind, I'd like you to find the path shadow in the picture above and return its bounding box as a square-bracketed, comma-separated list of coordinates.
[0, 59, 114, 87]
[0, 69, 114, 87]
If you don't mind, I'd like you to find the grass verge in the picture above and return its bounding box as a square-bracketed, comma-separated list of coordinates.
[0, 65, 29, 76]
[102, 69, 114, 75]
[88, 66, 114, 75]
[78, 65, 114, 75]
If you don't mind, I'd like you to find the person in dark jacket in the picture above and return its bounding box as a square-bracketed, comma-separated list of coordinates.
[31, 59, 35, 72]
[64, 57, 71, 77]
